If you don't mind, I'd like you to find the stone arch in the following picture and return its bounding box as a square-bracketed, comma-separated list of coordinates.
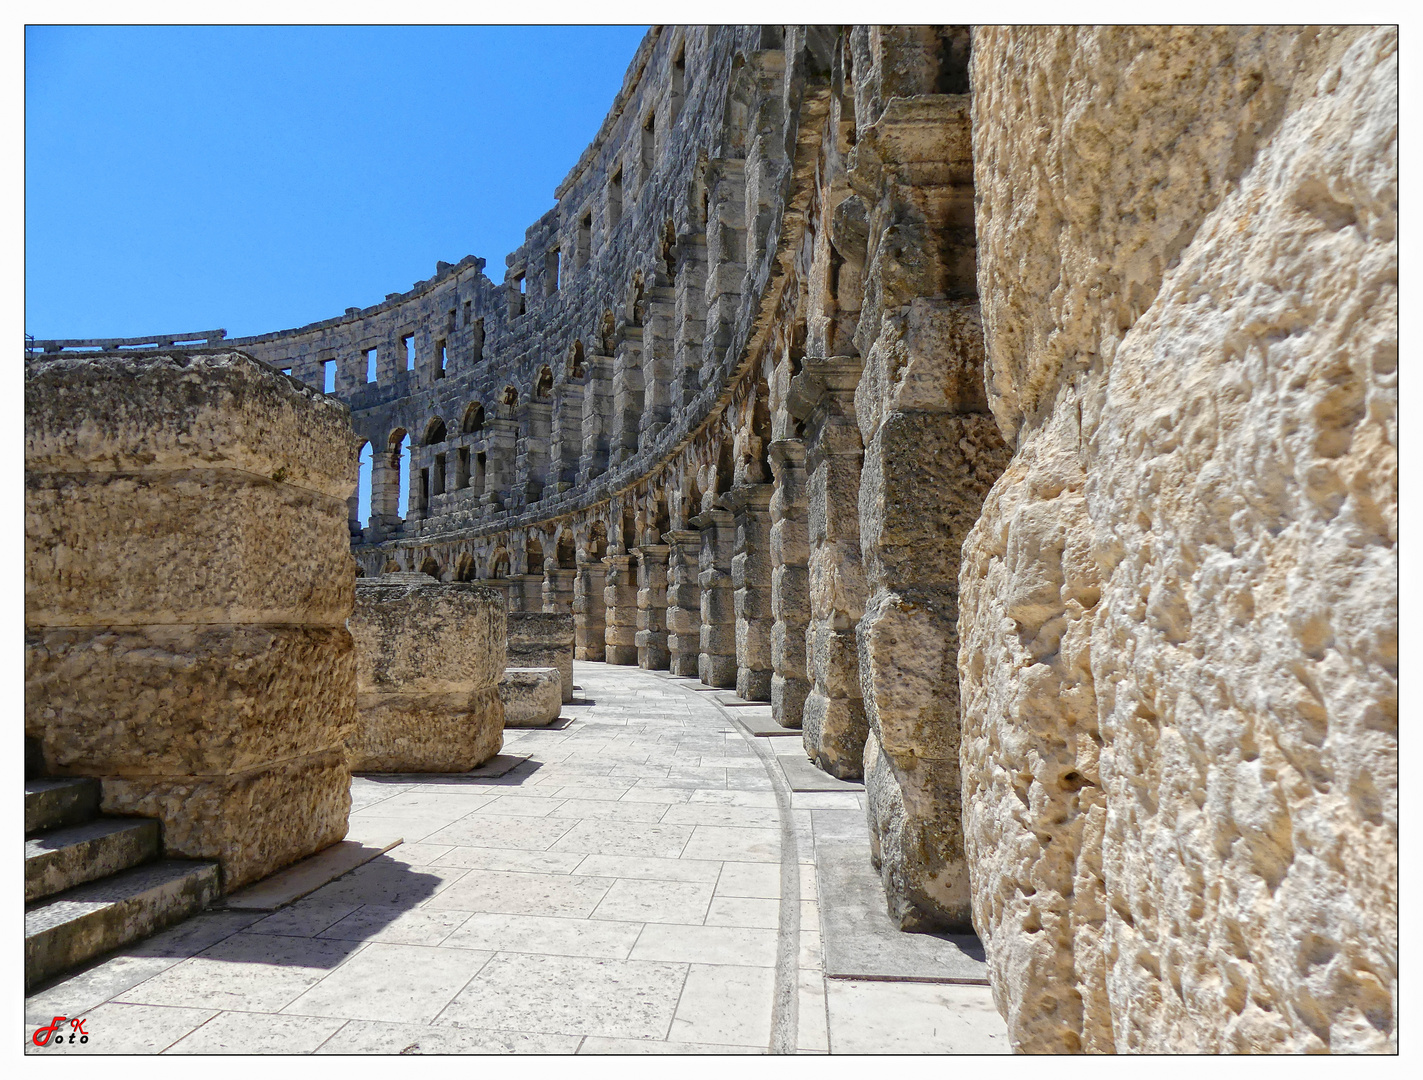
[489, 547, 510, 578]
[423, 417, 447, 446]
[454, 552, 476, 582]
[587, 519, 609, 561]
[525, 536, 544, 573]
[569, 340, 586, 379]
[600, 309, 616, 355]
[381, 558, 402, 574]
[419, 556, 441, 579]
[501, 385, 519, 407]
[556, 529, 577, 570]
[461, 401, 485, 433]
[534, 365, 554, 401]
[715, 437, 734, 495]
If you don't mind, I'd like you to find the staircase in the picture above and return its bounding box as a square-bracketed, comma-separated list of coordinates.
[25, 741, 220, 990]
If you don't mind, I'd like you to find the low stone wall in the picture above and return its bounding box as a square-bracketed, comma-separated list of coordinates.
[349, 574, 506, 772]
[507, 612, 575, 702]
[24, 351, 359, 891]
[963, 25, 1398, 1053]
[499, 668, 563, 727]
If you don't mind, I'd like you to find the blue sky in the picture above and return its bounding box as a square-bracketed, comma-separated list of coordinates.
[24, 25, 649, 341]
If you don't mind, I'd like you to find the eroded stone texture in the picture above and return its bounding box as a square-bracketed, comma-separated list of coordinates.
[349, 574, 506, 773]
[507, 611, 576, 703]
[499, 667, 564, 727]
[24, 351, 359, 890]
[962, 25, 1398, 1054]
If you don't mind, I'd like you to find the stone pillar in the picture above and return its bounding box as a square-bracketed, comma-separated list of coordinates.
[791, 355, 869, 778]
[573, 559, 607, 661]
[603, 554, 639, 665]
[610, 329, 644, 467]
[578, 354, 613, 483]
[550, 378, 585, 491]
[691, 508, 737, 688]
[516, 401, 552, 505]
[673, 236, 707, 409]
[634, 544, 671, 670]
[513, 573, 543, 614]
[723, 484, 774, 701]
[24, 351, 358, 891]
[854, 95, 1011, 933]
[663, 528, 703, 676]
[483, 411, 518, 508]
[542, 561, 575, 615]
[768, 439, 810, 728]
[349, 575, 505, 772]
[639, 290, 675, 449]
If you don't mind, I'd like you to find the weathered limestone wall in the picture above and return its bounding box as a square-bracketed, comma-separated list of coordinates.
[507, 611, 575, 702]
[349, 574, 506, 772]
[962, 26, 1398, 1053]
[24, 351, 360, 890]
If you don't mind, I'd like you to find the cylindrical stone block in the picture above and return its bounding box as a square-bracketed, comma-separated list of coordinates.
[349, 574, 507, 773]
[24, 351, 360, 891]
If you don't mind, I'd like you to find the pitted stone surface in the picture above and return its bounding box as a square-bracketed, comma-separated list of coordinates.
[349, 578, 506, 773]
[25, 350, 359, 890]
[962, 25, 1398, 1054]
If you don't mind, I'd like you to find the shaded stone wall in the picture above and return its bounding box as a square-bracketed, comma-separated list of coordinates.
[349, 574, 506, 772]
[24, 351, 359, 890]
[961, 26, 1398, 1053]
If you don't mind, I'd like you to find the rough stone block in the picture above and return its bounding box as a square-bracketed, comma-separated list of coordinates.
[507, 612, 575, 702]
[498, 668, 563, 727]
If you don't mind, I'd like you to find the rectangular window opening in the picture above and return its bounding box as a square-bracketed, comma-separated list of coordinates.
[364, 348, 377, 383]
[433, 453, 446, 496]
[321, 358, 335, 394]
[641, 113, 656, 184]
[436, 340, 447, 379]
[472, 317, 485, 363]
[457, 446, 471, 489]
[463, 300, 473, 325]
[402, 334, 415, 371]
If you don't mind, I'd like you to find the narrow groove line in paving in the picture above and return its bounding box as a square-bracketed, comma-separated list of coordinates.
[24, 660, 1008, 1055]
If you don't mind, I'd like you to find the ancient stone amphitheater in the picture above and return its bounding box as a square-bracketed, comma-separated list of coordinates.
[27, 26, 1397, 1054]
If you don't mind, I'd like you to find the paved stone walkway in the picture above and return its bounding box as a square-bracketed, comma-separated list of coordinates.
[25, 661, 1007, 1054]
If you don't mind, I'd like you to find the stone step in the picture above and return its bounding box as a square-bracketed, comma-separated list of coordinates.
[25, 859, 220, 991]
[26, 818, 160, 902]
[25, 777, 101, 836]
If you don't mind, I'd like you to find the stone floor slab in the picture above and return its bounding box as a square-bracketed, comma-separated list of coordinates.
[590, 878, 715, 924]
[25, 1001, 217, 1054]
[164, 1010, 346, 1054]
[442, 912, 641, 959]
[437, 952, 688, 1040]
[424, 869, 614, 919]
[824, 980, 1009, 1053]
[630, 923, 779, 967]
[668, 963, 774, 1048]
[316, 1019, 580, 1054]
[282, 942, 493, 1024]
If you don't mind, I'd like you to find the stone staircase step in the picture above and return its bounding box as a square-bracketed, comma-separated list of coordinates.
[25, 859, 220, 991]
[26, 818, 160, 902]
[25, 777, 101, 836]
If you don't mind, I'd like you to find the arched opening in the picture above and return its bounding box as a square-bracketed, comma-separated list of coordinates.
[382, 558, 402, 574]
[420, 556, 441, 579]
[491, 548, 510, 578]
[461, 401, 485, 433]
[534, 366, 554, 401]
[621, 507, 637, 550]
[525, 538, 544, 574]
[356, 441, 373, 526]
[589, 521, 609, 560]
[653, 494, 671, 537]
[556, 531, 577, 570]
[501, 385, 519, 407]
[569, 340, 586, 379]
[454, 552, 477, 582]
[387, 429, 410, 520]
[715, 438, 734, 495]
[423, 417, 447, 446]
